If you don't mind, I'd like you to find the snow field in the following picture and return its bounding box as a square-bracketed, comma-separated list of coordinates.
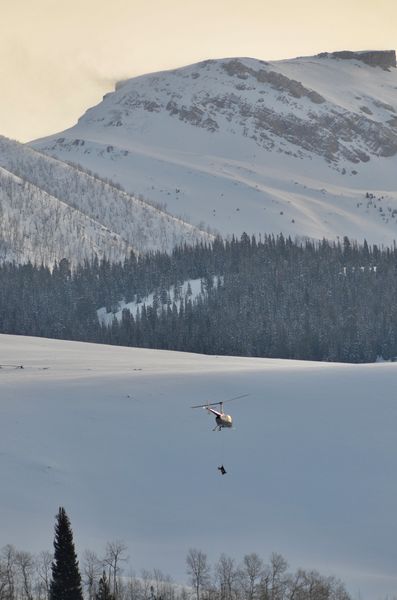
[1, 334, 397, 598]
[32, 55, 397, 246]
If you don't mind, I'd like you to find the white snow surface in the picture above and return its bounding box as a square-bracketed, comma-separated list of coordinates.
[1, 334, 397, 599]
[0, 136, 212, 265]
[97, 279, 207, 325]
[32, 54, 397, 246]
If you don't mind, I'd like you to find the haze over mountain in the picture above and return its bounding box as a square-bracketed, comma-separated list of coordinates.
[32, 50, 397, 245]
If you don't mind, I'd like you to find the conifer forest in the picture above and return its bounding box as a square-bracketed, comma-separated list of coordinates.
[1, 234, 397, 363]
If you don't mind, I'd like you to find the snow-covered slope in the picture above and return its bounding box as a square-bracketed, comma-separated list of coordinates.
[1, 334, 397, 599]
[0, 137, 212, 265]
[32, 51, 397, 244]
[0, 165, 132, 264]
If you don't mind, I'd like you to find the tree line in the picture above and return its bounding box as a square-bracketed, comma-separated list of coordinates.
[1, 234, 397, 362]
[0, 507, 351, 600]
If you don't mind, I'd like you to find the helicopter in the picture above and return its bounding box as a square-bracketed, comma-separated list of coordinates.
[191, 394, 249, 431]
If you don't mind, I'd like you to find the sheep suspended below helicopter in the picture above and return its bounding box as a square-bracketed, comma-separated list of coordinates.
[191, 394, 249, 431]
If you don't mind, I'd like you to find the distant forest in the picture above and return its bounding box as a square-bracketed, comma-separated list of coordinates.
[1, 234, 397, 363]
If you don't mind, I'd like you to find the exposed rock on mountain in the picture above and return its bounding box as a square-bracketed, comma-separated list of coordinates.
[31, 51, 397, 244]
[34, 53, 397, 164]
[317, 50, 396, 70]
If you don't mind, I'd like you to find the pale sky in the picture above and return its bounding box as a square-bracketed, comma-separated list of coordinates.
[1, 0, 396, 142]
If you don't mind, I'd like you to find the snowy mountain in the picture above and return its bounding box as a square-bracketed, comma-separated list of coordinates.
[0, 136, 212, 265]
[32, 50, 397, 245]
[1, 333, 397, 599]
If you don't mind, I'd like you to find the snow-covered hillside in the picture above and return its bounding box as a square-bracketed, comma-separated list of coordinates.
[32, 51, 397, 245]
[97, 278, 207, 326]
[1, 334, 397, 599]
[0, 136, 212, 265]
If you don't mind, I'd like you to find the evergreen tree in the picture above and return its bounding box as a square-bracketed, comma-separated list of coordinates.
[50, 507, 83, 600]
[96, 572, 114, 600]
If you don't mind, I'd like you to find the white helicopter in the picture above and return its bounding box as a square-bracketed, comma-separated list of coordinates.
[192, 394, 249, 431]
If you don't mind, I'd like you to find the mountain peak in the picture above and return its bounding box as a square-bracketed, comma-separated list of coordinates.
[316, 49, 396, 69]
[31, 51, 397, 245]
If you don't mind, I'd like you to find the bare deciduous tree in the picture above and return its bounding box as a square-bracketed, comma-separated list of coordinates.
[0, 542, 352, 600]
[82, 551, 102, 600]
[268, 553, 288, 600]
[103, 542, 128, 600]
[2, 545, 17, 600]
[15, 552, 34, 600]
[186, 549, 210, 600]
[238, 553, 263, 600]
[35, 551, 52, 600]
[215, 554, 237, 600]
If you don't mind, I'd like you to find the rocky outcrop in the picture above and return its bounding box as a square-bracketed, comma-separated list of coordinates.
[33, 54, 397, 168]
[318, 50, 396, 70]
[222, 60, 325, 103]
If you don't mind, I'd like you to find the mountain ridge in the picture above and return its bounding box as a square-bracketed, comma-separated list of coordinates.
[31, 51, 397, 245]
[0, 135, 212, 265]
[315, 49, 396, 69]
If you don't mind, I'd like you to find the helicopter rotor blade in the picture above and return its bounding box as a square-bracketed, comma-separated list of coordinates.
[221, 393, 250, 404]
[191, 394, 249, 409]
[191, 401, 222, 409]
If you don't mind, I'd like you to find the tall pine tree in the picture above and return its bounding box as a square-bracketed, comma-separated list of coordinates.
[50, 507, 84, 600]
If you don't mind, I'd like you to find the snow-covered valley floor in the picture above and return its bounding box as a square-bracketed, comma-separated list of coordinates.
[1, 334, 396, 599]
